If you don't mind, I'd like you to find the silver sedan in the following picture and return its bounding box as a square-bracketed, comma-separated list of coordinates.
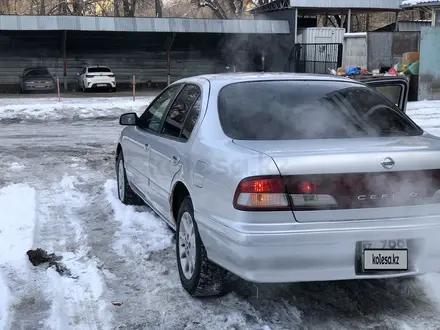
[115, 73, 440, 297]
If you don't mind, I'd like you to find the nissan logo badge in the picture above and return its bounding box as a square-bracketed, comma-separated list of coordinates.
[381, 157, 395, 170]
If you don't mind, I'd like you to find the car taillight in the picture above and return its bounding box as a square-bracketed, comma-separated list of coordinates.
[109, 74, 115, 77]
[233, 176, 339, 212]
[289, 179, 338, 211]
[86, 75, 95, 78]
[233, 176, 290, 211]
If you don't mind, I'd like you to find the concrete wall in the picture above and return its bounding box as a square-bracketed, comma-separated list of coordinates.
[419, 26, 440, 100]
[342, 32, 367, 69]
[367, 32, 420, 71]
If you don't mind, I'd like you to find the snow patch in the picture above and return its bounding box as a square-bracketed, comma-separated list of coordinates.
[0, 184, 37, 330]
[402, 0, 439, 7]
[407, 101, 440, 137]
[8, 162, 24, 171]
[0, 273, 10, 330]
[103, 179, 173, 256]
[0, 96, 153, 123]
[419, 273, 440, 307]
[398, 321, 414, 330]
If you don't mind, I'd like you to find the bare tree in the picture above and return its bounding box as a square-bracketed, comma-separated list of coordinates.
[325, 14, 346, 28]
[155, 0, 162, 17]
[196, 0, 256, 18]
[121, 0, 136, 16]
[0, 0, 10, 14]
[113, 0, 120, 16]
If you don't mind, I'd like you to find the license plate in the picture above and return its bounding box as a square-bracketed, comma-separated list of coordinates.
[362, 240, 408, 271]
[362, 239, 407, 250]
[97, 84, 107, 87]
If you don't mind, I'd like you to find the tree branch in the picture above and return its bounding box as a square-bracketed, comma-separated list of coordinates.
[198, 1, 227, 19]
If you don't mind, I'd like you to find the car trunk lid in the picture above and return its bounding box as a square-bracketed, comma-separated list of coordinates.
[233, 136, 440, 222]
[23, 75, 53, 82]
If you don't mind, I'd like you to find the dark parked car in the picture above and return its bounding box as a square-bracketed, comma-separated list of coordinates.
[19, 67, 56, 93]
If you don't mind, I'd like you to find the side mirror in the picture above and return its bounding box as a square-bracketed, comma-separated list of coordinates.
[119, 112, 138, 126]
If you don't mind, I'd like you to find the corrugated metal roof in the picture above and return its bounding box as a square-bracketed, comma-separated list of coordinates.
[398, 20, 431, 31]
[401, 0, 440, 7]
[289, 0, 402, 9]
[0, 15, 290, 34]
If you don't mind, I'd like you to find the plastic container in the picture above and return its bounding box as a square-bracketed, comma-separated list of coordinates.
[402, 52, 420, 66]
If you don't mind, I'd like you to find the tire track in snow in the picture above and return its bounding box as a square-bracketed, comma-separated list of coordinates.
[18, 174, 112, 330]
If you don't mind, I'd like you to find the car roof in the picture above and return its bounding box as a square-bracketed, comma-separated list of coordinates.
[176, 72, 356, 85]
[87, 66, 111, 69]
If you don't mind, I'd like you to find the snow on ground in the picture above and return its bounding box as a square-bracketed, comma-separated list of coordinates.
[407, 101, 440, 137]
[104, 180, 173, 257]
[0, 184, 37, 329]
[1, 97, 440, 329]
[0, 96, 153, 123]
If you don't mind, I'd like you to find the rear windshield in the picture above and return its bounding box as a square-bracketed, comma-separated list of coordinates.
[88, 67, 112, 73]
[217, 80, 423, 140]
[25, 69, 50, 76]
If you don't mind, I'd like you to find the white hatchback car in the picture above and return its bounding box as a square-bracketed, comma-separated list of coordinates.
[77, 66, 116, 92]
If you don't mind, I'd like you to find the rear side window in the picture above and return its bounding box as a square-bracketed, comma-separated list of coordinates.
[161, 84, 201, 139]
[181, 96, 201, 141]
[217, 80, 423, 140]
[88, 67, 112, 73]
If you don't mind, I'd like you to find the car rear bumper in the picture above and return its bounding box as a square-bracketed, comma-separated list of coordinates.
[85, 79, 116, 89]
[22, 84, 55, 91]
[86, 83, 115, 89]
[195, 212, 440, 283]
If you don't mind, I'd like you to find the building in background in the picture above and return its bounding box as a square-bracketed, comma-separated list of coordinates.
[401, 0, 440, 26]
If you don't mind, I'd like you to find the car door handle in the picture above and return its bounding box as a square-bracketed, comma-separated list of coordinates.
[172, 156, 180, 165]
[144, 143, 149, 150]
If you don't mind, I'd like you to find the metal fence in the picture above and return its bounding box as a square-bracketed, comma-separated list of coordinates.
[285, 43, 343, 74]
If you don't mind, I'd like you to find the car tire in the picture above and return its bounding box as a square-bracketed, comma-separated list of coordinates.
[176, 196, 229, 297]
[116, 152, 144, 205]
